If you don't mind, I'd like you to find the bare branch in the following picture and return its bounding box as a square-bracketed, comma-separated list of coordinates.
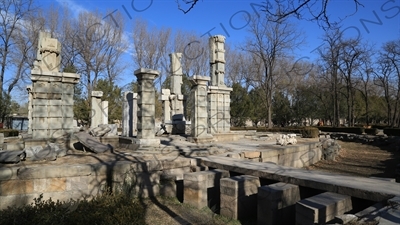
[175, 0, 199, 14]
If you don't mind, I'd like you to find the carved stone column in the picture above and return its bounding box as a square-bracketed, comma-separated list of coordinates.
[134, 68, 160, 146]
[188, 75, 213, 143]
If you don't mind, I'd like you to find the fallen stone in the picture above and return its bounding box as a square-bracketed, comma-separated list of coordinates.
[25, 146, 43, 158]
[90, 126, 111, 137]
[24, 143, 65, 161]
[31, 145, 57, 161]
[334, 214, 358, 224]
[0, 150, 26, 163]
[100, 124, 118, 137]
[276, 134, 297, 146]
[74, 132, 113, 153]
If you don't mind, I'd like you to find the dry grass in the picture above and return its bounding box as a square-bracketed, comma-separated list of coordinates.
[306, 140, 400, 178]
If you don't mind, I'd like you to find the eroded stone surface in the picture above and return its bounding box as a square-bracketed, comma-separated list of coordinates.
[74, 132, 113, 153]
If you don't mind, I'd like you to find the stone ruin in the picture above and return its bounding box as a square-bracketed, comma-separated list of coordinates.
[158, 35, 233, 143]
[30, 31, 79, 139]
[160, 53, 187, 135]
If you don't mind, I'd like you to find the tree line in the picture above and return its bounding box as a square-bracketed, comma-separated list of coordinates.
[0, 0, 399, 129]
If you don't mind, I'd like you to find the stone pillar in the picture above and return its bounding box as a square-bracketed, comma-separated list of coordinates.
[169, 52, 186, 134]
[161, 89, 171, 123]
[91, 91, 103, 128]
[101, 101, 108, 124]
[134, 68, 160, 146]
[208, 35, 232, 134]
[209, 35, 226, 86]
[183, 169, 229, 209]
[122, 91, 137, 137]
[258, 183, 301, 225]
[30, 31, 80, 139]
[170, 53, 183, 95]
[188, 75, 213, 143]
[220, 175, 260, 220]
[26, 85, 33, 135]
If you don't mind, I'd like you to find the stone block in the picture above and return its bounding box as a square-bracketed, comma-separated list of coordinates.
[32, 99, 48, 106]
[242, 151, 260, 159]
[220, 175, 260, 220]
[184, 169, 229, 209]
[61, 96, 74, 105]
[61, 83, 74, 94]
[34, 178, 67, 193]
[47, 106, 64, 117]
[48, 118, 63, 129]
[66, 176, 89, 192]
[62, 106, 74, 117]
[0, 180, 34, 195]
[296, 192, 352, 225]
[257, 183, 300, 225]
[91, 91, 103, 97]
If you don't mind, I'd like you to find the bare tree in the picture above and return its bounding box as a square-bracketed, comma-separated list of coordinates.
[6, 12, 44, 95]
[374, 55, 396, 126]
[0, 0, 35, 93]
[376, 39, 400, 126]
[356, 46, 375, 126]
[337, 37, 370, 126]
[132, 18, 172, 88]
[263, 0, 364, 29]
[172, 30, 208, 77]
[318, 28, 344, 126]
[244, 14, 303, 128]
[67, 10, 127, 98]
[176, 0, 363, 29]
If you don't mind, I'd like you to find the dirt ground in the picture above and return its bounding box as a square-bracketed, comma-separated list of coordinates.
[306, 140, 400, 179]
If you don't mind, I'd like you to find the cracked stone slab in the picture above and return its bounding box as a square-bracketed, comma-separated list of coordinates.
[74, 132, 113, 153]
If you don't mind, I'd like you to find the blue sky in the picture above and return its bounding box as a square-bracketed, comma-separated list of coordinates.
[12, 0, 399, 101]
[46, 0, 400, 53]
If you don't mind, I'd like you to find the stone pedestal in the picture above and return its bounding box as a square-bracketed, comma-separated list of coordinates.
[134, 68, 160, 146]
[220, 175, 260, 220]
[30, 70, 79, 139]
[208, 86, 232, 134]
[189, 75, 213, 143]
[258, 183, 300, 225]
[90, 91, 103, 129]
[122, 91, 137, 137]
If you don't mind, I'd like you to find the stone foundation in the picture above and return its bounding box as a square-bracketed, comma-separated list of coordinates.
[0, 157, 194, 210]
